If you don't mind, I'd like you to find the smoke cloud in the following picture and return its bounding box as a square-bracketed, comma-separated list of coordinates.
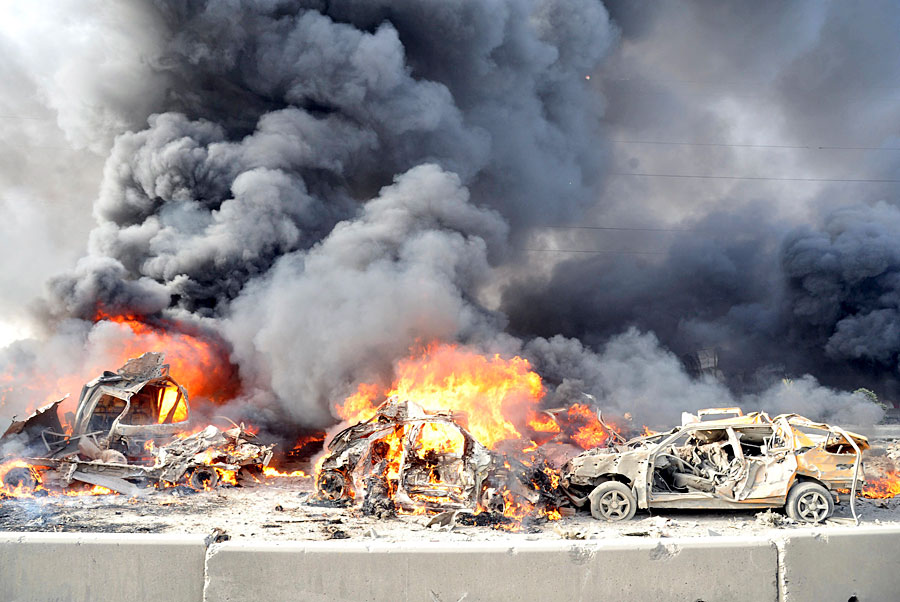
[2, 1, 895, 433]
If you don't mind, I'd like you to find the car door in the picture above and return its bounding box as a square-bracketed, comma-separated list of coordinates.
[731, 424, 797, 502]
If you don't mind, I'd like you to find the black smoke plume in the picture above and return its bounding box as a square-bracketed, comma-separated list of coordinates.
[1, 1, 894, 433]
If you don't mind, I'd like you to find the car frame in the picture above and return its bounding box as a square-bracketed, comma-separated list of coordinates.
[560, 407, 867, 523]
[316, 397, 541, 514]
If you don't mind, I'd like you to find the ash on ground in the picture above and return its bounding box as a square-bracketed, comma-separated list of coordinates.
[3, 473, 900, 542]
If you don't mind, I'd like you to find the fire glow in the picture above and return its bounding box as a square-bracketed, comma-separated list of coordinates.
[0, 459, 112, 498]
[327, 343, 628, 522]
[861, 471, 900, 499]
[338, 342, 618, 453]
[0, 312, 236, 432]
[92, 312, 236, 405]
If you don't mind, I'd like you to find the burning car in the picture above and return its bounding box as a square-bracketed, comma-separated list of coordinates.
[316, 397, 556, 516]
[560, 407, 867, 523]
[0, 352, 273, 496]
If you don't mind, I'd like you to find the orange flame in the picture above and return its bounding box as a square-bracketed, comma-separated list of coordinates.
[565, 403, 621, 449]
[329, 343, 615, 520]
[263, 467, 311, 479]
[92, 311, 237, 405]
[862, 470, 900, 499]
[0, 460, 117, 498]
[0, 312, 238, 433]
[0, 460, 41, 497]
[337, 343, 546, 450]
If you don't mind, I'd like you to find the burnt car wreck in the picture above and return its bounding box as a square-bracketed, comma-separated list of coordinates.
[0, 352, 273, 495]
[315, 398, 559, 517]
[561, 407, 867, 523]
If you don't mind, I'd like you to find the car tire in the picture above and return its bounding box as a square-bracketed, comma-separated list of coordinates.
[588, 481, 637, 521]
[187, 467, 219, 491]
[785, 481, 833, 523]
[317, 470, 350, 500]
[2, 466, 37, 492]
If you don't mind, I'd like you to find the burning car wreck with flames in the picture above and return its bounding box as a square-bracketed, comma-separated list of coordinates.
[0, 352, 273, 496]
[560, 408, 868, 523]
[315, 398, 563, 520]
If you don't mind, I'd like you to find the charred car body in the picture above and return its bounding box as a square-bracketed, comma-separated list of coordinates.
[316, 398, 553, 515]
[561, 407, 867, 523]
[0, 353, 273, 495]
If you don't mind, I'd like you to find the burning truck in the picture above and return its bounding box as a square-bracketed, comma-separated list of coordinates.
[0, 352, 273, 496]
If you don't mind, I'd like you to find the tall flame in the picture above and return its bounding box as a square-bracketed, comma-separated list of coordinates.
[337, 343, 545, 449]
[337, 342, 621, 452]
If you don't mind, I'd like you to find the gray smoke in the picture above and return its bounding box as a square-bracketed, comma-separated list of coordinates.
[503, 1, 900, 412]
[1, 1, 892, 432]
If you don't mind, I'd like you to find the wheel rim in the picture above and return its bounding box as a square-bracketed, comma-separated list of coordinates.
[189, 468, 218, 490]
[319, 472, 346, 500]
[797, 491, 828, 522]
[599, 490, 631, 520]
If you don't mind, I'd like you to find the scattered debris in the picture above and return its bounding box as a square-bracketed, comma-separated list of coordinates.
[324, 525, 349, 540]
[754, 509, 792, 528]
[207, 527, 230, 544]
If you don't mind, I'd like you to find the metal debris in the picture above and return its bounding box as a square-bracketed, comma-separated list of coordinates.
[315, 397, 559, 516]
[0, 353, 273, 494]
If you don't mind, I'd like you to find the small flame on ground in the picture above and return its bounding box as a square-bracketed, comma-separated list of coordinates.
[262, 467, 311, 479]
[861, 470, 900, 499]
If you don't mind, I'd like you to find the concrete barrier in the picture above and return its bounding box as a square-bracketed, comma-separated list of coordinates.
[0, 531, 207, 602]
[4, 525, 900, 601]
[203, 537, 777, 602]
[779, 526, 900, 602]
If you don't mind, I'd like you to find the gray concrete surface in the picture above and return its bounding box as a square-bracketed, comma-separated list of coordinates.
[779, 526, 900, 602]
[2, 527, 900, 601]
[0, 531, 207, 602]
[203, 538, 777, 602]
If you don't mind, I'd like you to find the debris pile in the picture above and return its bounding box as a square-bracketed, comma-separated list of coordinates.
[0, 353, 272, 497]
[315, 398, 566, 526]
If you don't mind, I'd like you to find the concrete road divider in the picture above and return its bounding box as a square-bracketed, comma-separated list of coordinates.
[780, 526, 900, 602]
[3, 525, 900, 601]
[0, 531, 207, 602]
[203, 537, 777, 602]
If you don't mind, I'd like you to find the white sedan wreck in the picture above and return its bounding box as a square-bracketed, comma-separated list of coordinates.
[560, 408, 867, 524]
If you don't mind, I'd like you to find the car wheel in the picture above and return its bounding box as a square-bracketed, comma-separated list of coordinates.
[187, 467, 219, 491]
[588, 481, 637, 521]
[3, 466, 37, 492]
[317, 470, 350, 500]
[785, 481, 833, 523]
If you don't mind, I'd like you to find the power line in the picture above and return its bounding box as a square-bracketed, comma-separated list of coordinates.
[610, 172, 900, 184]
[525, 248, 666, 255]
[614, 139, 900, 152]
[543, 225, 700, 232]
